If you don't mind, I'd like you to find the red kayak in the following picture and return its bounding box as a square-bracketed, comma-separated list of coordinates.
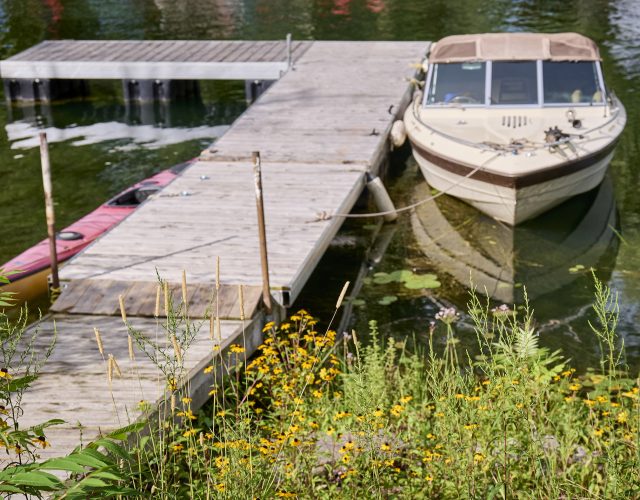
[0, 161, 190, 304]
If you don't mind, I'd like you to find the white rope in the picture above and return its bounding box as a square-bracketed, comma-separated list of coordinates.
[312, 154, 498, 222]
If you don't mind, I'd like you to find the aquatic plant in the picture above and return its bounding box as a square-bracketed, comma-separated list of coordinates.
[2, 274, 637, 498]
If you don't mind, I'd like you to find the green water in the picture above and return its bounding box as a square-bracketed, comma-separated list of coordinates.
[0, 0, 638, 368]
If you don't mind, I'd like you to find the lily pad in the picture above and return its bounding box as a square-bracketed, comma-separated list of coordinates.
[372, 272, 395, 284]
[389, 270, 414, 282]
[351, 299, 366, 307]
[377, 295, 398, 306]
[403, 273, 441, 289]
[569, 264, 585, 273]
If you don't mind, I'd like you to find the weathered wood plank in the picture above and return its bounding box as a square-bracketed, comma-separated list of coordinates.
[52, 279, 262, 320]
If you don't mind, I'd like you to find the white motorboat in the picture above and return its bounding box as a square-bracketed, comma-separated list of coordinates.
[403, 32, 626, 225]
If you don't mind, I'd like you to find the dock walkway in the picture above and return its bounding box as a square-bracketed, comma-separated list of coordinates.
[16, 40, 429, 459]
[0, 39, 311, 81]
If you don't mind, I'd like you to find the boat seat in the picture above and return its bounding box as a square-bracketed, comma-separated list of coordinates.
[495, 78, 535, 105]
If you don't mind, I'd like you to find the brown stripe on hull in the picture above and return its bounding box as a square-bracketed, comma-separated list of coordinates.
[410, 140, 618, 189]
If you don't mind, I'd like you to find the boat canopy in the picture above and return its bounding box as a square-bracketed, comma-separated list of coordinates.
[429, 33, 601, 63]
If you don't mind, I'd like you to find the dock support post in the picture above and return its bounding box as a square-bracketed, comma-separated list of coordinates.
[123, 79, 201, 103]
[286, 33, 293, 69]
[39, 132, 60, 293]
[122, 79, 155, 102]
[252, 151, 272, 314]
[244, 80, 274, 104]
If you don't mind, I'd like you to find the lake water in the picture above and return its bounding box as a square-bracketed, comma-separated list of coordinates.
[0, 0, 638, 369]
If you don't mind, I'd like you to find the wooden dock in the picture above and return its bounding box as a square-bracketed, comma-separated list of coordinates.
[14, 40, 430, 459]
[0, 39, 311, 80]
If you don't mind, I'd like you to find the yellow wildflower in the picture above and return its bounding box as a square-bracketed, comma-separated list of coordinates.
[617, 411, 628, 423]
[262, 321, 275, 332]
[390, 405, 404, 416]
[203, 365, 214, 374]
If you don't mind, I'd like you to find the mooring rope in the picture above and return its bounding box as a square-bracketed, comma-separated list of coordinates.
[312, 154, 498, 222]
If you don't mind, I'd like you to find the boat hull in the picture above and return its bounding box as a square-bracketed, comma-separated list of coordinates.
[412, 143, 615, 225]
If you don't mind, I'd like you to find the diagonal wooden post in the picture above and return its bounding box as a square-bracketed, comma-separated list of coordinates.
[39, 132, 60, 293]
[252, 151, 272, 314]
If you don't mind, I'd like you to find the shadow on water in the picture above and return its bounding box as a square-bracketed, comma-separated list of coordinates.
[295, 158, 629, 371]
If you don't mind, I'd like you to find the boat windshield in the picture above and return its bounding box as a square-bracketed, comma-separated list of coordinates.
[543, 61, 603, 104]
[426, 62, 486, 105]
[490, 61, 538, 105]
[424, 60, 605, 107]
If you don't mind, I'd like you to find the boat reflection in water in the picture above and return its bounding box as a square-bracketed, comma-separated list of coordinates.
[410, 175, 619, 304]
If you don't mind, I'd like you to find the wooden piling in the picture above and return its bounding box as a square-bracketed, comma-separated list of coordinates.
[39, 132, 59, 292]
[252, 151, 272, 314]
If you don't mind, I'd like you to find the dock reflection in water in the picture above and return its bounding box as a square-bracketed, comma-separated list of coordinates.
[410, 176, 619, 305]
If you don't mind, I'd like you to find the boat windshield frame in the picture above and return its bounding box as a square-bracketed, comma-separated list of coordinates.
[422, 60, 607, 108]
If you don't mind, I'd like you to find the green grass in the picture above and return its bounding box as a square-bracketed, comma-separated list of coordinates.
[1, 275, 639, 498]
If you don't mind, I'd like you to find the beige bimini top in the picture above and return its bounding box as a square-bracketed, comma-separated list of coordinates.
[429, 32, 601, 63]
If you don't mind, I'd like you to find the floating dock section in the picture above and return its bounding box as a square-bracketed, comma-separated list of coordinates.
[10, 40, 430, 459]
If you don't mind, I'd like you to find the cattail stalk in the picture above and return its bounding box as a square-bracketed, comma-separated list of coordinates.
[171, 334, 183, 365]
[128, 335, 135, 360]
[118, 295, 127, 323]
[239, 284, 245, 321]
[154, 284, 161, 317]
[182, 270, 188, 316]
[164, 281, 170, 317]
[336, 281, 350, 309]
[107, 354, 113, 383]
[94, 328, 104, 357]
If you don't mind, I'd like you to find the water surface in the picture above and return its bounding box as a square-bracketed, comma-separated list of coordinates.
[0, 0, 638, 368]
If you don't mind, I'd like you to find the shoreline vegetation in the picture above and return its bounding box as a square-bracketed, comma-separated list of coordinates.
[0, 274, 638, 498]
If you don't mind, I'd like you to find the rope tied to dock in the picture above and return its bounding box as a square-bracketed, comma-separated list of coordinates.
[310, 158, 493, 222]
